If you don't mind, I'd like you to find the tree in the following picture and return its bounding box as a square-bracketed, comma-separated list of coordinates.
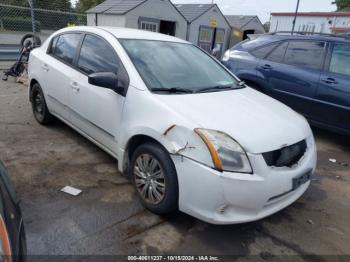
[335, 0, 350, 11]
[34, 0, 72, 11]
[76, 0, 104, 13]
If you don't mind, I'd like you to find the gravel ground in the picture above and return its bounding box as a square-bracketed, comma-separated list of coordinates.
[0, 75, 349, 260]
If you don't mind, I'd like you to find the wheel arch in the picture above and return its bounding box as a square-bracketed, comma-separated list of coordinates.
[122, 134, 171, 175]
[29, 78, 39, 102]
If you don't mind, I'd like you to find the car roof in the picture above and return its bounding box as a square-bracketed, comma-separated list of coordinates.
[55, 26, 189, 44]
[264, 33, 350, 43]
[234, 33, 350, 51]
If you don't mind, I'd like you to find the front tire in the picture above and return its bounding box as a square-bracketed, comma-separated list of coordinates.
[130, 143, 178, 215]
[30, 83, 54, 125]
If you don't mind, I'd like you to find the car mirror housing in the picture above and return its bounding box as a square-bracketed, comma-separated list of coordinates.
[88, 72, 124, 95]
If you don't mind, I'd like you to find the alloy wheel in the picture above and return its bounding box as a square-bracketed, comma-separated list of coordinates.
[134, 153, 166, 205]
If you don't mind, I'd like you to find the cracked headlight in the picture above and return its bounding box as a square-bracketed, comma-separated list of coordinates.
[194, 128, 252, 173]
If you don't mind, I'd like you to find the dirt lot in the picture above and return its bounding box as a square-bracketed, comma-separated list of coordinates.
[0, 75, 349, 259]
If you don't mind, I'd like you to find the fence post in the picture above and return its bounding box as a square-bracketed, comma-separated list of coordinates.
[27, 0, 36, 33]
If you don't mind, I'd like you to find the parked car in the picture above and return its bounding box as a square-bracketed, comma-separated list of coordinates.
[0, 161, 26, 261]
[28, 27, 316, 225]
[222, 33, 350, 135]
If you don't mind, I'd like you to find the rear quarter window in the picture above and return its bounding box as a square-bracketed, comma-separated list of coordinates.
[251, 42, 281, 59]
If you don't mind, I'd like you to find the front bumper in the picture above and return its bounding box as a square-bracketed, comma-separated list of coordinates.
[172, 136, 317, 225]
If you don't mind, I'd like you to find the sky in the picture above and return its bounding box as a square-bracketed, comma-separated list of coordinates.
[173, 0, 336, 23]
[71, 0, 336, 23]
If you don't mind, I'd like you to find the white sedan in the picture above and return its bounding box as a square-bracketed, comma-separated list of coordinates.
[28, 26, 317, 224]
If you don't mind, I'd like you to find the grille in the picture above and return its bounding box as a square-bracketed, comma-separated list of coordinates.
[263, 140, 307, 167]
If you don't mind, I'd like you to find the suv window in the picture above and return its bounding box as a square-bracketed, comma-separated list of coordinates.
[52, 33, 81, 65]
[251, 42, 280, 59]
[329, 43, 350, 77]
[77, 34, 119, 75]
[283, 41, 325, 70]
[265, 41, 288, 63]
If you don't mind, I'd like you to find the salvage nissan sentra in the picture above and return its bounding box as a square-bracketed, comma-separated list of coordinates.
[28, 26, 317, 224]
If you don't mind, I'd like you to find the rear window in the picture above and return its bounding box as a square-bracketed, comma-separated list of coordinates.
[266, 42, 289, 63]
[239, 36, 279, 51]
[251, 42, 280, 59]
[51, 33, 81, 65]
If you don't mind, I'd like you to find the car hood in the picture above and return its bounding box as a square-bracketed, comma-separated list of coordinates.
[155, 87, 311, 154]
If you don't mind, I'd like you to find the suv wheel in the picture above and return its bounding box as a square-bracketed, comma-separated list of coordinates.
[130, 143, 178, 215]
[30, 83, 54, 125]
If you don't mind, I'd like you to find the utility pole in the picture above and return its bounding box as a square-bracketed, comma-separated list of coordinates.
[27, 0, 36, 33]
[291, 0, 300, 34]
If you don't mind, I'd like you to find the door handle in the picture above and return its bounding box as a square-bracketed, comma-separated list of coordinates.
[321, 78, 338, 84]
[261, 64, 272, 70]
[41, 64, 49, 72]
[70, 81, 80, 92]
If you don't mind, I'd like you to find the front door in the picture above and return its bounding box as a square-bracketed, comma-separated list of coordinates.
[314, 42, 350, 131]
[68, 34, 127, 154]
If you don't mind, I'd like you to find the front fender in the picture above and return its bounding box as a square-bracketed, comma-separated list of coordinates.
[118, 125, 213, 172]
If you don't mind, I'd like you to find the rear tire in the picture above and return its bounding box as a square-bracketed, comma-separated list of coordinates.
[130, 143, 178, 215]
[30, 83, 54, 125]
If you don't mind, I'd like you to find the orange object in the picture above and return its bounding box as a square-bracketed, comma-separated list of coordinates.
[194, 129, 223, 171]
[0, 215, 11, 262]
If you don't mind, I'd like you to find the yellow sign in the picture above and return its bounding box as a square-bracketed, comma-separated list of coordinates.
[210, 19, 217, 27]
[233, 30, 241, 37]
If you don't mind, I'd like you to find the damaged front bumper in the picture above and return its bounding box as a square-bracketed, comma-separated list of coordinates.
[171, 135, 317, 225]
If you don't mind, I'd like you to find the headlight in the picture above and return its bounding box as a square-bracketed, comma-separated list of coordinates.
[222, 50, 233, 61]
[194, 128, 252, 173]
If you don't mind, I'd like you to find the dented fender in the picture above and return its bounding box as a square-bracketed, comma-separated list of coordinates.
[162, 125, 214, 168]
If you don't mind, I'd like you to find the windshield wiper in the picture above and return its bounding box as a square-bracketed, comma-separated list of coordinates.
[150, 87, 193, 94]
[238, 80, 246, 87]
[195, 84, 235, 93]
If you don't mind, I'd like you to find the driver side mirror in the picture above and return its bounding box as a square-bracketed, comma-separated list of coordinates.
[88, 72, 125, 95]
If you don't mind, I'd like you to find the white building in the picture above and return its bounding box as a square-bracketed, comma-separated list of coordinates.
[270, 12, 350, 34]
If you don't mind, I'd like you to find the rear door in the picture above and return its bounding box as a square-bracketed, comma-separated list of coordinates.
[68, 33, 128, 154]
[257, 40, 326, 118]
[314, 42, 350, 131]
[43, 33, 82, 120]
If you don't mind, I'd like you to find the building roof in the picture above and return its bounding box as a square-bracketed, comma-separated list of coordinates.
[225, 15, 257, 29]
[86, 0, 146, 14]
[271, 12, 350, 17]
[175, 4, 214, 22]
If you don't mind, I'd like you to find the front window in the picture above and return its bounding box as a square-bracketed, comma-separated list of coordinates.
[120, 40, 239, 93]
[329, 44, 350, 77]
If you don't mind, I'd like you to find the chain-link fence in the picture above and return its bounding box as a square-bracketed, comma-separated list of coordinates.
[0, 0, 86, 59]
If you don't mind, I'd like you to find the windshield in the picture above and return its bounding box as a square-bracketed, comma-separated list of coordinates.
[119, 39, 240, 93]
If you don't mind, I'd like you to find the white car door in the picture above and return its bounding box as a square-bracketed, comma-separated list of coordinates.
[42, 33, 82, 120]
[68, 33, 128, 155]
